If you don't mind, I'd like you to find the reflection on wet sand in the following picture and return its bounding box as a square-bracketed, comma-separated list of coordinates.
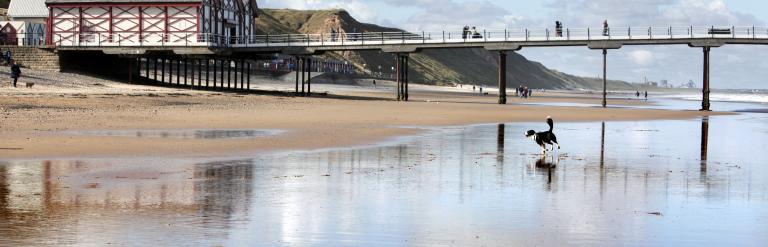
[1, 116, 767, 245]
[0, 159, 255, 246]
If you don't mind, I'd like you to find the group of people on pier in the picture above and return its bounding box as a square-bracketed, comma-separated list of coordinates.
[462, 26, 483, 39]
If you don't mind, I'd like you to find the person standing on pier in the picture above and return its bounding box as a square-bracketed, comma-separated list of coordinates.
[462, 26, 469, 39]
[603, 20, 610, 36]
[555, 21, 563, 37]
[10, 60, 21, 88]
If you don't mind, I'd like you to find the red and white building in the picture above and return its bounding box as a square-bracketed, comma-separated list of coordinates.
[45, 0, 259, 47]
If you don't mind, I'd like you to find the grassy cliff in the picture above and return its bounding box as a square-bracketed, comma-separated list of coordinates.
[257, 8, 639, 90]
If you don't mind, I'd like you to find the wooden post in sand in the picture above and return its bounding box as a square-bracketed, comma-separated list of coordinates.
[701, 47, 711, 111]
[498, 51, 507, 104]
[602, 49, 607, 108]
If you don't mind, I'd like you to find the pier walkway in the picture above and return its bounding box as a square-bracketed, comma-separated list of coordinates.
[54, 26, 768, 110]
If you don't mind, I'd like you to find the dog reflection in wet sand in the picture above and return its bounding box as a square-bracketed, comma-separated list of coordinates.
[525, 116, 561, 154]
[534, 155, 558, 185]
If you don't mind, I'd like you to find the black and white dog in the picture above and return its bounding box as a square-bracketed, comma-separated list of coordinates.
[525, 116, 561, 153]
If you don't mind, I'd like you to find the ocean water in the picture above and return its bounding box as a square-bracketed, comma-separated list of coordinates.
[0, 99, 767, 246]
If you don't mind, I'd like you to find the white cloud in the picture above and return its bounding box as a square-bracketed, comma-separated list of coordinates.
[628, 50, 654, 66]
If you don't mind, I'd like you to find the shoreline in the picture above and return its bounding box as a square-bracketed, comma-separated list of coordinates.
[0, 71, 733, 160]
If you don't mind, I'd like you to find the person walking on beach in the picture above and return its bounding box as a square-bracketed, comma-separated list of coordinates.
[636, 91, 640, 98]
[602, 20, 610, 36]
[10, 60, 21, 87]
[644, 91, 648, 100]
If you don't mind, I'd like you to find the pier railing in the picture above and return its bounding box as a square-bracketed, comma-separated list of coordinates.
[50, 26, 768, 48]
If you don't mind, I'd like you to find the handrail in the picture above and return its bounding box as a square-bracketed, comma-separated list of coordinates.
[40, 26, 768, 48]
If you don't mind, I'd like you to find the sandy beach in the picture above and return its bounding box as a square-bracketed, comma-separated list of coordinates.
[0, 71, 725, 159]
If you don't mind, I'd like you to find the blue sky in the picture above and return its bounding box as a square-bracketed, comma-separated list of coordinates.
[260, 0, 768, 89]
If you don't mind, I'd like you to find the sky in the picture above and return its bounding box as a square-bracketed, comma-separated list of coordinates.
[259, 0, 768, 89]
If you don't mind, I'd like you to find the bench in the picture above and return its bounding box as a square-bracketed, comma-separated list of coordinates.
[708, 28, 731, 35]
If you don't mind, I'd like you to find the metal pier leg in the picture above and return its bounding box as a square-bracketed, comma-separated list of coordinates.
[153, 58, 158, 82]
[498, 51, 507, 104]
[213, 59, 218, 89]
[301, 58, 306, 96]
[294, 57, 300, 95]
[602, 49, 607, 108]
[396, 55, 402, 101]
[240, 59, 245, 90]
[404, 55, 409, 101]
[184, 58, 188, 86]
[128, 58, 133, 84]
[220, 60, 225, 89]
[161, 58, 166, 84]
[206, 59, 210, 88]
[701, 47, 711, 111]
[227, 60, 232, 89]
[233, 60, 238, 90]
[247, 61, 251, 90]
[197, 59, 201, 87]
[307, 57, 312, 96]
[176, 60, 181, 85]
[145, 57, 150, 80]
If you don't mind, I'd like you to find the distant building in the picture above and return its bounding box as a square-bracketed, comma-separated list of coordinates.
[2, 0, 48, 45]
[659, 80, 669, 88]
[45, 0, 260, 46]
[8, 0, 48, 23]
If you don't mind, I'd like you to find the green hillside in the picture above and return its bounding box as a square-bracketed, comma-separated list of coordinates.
[257, 8, 640, 90]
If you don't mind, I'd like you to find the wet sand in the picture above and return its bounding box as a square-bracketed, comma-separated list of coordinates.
[1, 114, 766, 246]
[0, 78, 725, 159]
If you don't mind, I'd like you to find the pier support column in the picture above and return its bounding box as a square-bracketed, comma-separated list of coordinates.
[602, 49, 608, 108]
[161, 58, 166, 84]
[701, 47, 711, 111]
[396, 55, 402, 101]
[184, 58, 189, 86]
[306, 57, 312, 96]
[219, 60, 224, 89]
[498, 51, 507, 104]
[206, 59, 210, 88]
[247, 61, 251, 90]
[301, 57, 306, 96]
[295, 57, 300, 95]
[227, 60, 231, 89]
[198, 59, 202, 88]
[176, 60, 181, 85]
[128, 58, 134, 84]
[395, 54, 409, 101]
[240, 59, 245, 90]
[233, 60, 238, 89]
[213, 59, 218, 88]
[404, 55, 409, 101]
[152, 58, 158, 82]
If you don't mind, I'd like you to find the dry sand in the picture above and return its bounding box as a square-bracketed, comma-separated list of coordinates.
[0, 71, 727, 159]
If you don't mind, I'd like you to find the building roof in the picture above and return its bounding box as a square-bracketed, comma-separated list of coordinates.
[8, 0, 48, 18]
[46, 0, 202, 4]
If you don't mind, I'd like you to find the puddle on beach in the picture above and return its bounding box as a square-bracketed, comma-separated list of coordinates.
[58, 129, 279, 140]
[1, 112, 767, 246]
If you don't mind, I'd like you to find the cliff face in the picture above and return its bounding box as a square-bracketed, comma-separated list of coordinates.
[257, 9, 638, 90]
